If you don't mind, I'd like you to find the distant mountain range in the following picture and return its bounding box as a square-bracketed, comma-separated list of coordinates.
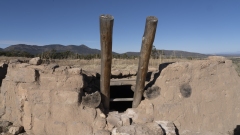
[2, 44, 104, 55]
[124, 50, 208, 58]
[0, 44, 212, 58]
[214, 52, 240, 57]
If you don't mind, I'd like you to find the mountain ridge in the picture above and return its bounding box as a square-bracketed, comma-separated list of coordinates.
[2, 44, 210, 57]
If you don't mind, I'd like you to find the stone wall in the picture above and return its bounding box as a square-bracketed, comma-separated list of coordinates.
[0, 56, 240, 135]
[150, 56, 240, 134]
[0, 63, 103, 135]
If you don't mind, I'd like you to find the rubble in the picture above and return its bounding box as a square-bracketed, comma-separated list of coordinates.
[29, 57, 42, 65]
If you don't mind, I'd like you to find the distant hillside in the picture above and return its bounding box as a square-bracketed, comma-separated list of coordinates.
[124, 50, 208, 58]
[0, 48, 3, 51]
[4, 44, 102, 55]
[3, 44, 208, 58]
[215, 52, 240, 57]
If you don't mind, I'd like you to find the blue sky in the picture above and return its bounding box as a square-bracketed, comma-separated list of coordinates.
[0, 0, 239, 54]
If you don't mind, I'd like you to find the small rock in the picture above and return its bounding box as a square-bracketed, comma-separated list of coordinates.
[16, 63, 30, 68]
[9, 59, 23, 64]
[1, 133, 14, 135]
[46, 64, 59, 70]
[18, 133, 28, 135]
[148, 67, 157, 72]
[145, 122, 164, 135]
[0, 121, 12, 128]
[121, 114, 130, 126]
[113, 123, 164, 135]
[94, 118, 107, 130]
[111, 70, 122, 78]
[131, 100, 154, 124]
[8, 126, 24, 135]
[100, 113, 106, 118]
[106, 113, 122, 129]
[155, 121, 177, 135]
[129, 70, 137, 76]
[122, 70, 130, 76]
[68, 68, 81, 75]
[0, 121, 13, 133]
[29, 57, 42, 65]
[132, 112, 154, 124]
[125, 108, 137, 118]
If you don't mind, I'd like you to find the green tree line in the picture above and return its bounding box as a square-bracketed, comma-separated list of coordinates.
[0, 46, 165, 60]
[0, 50, 34, 57]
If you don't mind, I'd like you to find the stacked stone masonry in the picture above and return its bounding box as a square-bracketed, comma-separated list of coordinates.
[0, 56, 240, 135]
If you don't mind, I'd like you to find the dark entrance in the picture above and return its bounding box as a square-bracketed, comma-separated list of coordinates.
[109, 85, 133, 112]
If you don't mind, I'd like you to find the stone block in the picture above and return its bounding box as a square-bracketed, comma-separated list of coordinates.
[57, 75, 84, 91]
[23, 101, 32, 117]
[67, 68, 81, 75]
[107, 113, 122, 128]
[112, 123, 164, 135]
[45, 121, 67, 135]
[111, 70, 122, 78]
[9, 126, 24, 135]
[121, 114, 130, 126]
[94, 117, 106, 130]
[39, 76, 57, 90]
[67, 122, 93, 135]
[94, 130, 111, 135]
[32, 104, 50, 120]
[22, 115, 32, 132]
[28, 90, 50, 104]
[32, 118, 45, 135]
[122, 70, 130, 76]
[29, 57, 42, 65]
[155, 121, 176, 135]
[52, 91, 79, 105]
[78, 106, 97, 125]
[51, 104, 79, 123]
[6, 68, 37, 83]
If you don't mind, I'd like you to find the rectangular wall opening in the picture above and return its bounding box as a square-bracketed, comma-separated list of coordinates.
[110, 85, 133, 112]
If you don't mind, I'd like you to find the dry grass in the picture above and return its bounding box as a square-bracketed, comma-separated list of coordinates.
[53, 58, 194, 72]
[0, 56, 198, 72]
[2, 56, 239, 77]
[0, 56, 31, 62]
[231, 57, 240, 76]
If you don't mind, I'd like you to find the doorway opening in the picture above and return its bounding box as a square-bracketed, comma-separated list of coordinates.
[109, 85, 133, 112]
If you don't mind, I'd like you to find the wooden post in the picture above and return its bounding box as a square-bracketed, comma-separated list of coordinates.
[100, 14, 114, 112]
[132, 16, 158, 108]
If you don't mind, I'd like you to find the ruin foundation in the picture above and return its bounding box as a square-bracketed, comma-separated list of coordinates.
[0, 56, 240, 135]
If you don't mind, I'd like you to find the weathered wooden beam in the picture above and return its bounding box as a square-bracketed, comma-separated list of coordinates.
[110, 98, 133, 102]
[100, 14, 114, 112]
[132, 16, 158, 108]
[110, 79, 148, 86]
[110, 79, 136, 86]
